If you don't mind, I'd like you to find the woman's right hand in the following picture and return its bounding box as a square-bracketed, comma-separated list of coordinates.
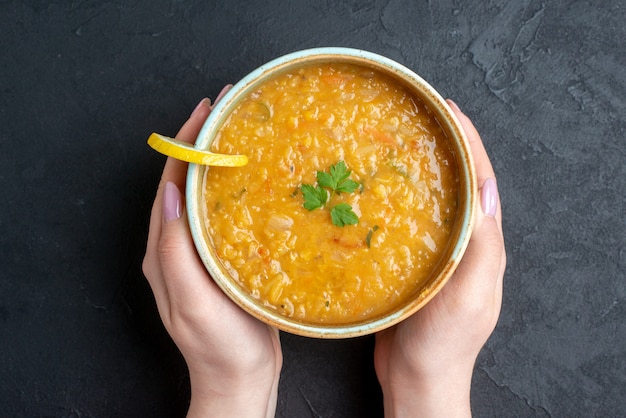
[374, 100, 506, 418]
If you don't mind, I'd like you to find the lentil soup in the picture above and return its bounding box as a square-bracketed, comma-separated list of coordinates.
[202, 62, 459, 325]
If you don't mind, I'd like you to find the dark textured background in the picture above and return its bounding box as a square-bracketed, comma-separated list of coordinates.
[1, 1, 625, 417]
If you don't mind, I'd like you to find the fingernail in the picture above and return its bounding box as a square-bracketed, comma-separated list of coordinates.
[190, 98, 211, 117]
[447, 99, 461, 113]
[214, 85, 233, 105]
[480, 178, 498, 217]
[163, 181, 182, 222]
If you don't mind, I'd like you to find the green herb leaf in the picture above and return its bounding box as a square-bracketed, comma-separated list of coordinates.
[335, 178, 359, 194]
[316, 170, 334, 189]
[365, 225, 379, 248]
[330, 203, 359, 227]
[302, 161, 361, 227]
[302, 184, 328, 211]
[318, 161, 359, 194]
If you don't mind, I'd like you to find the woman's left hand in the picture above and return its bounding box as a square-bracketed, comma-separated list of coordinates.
[142, 88, 282, 418]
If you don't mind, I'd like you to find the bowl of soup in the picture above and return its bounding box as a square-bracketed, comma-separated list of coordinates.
[186, 47, 476, 338]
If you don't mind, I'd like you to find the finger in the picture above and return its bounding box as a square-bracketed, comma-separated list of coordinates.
[444, 100, 505, 311]
[161, 84, 233, 190]
[145, 98, 210, 243]
[447, 100, 503, 227]
[214, 84, 233, 104]
[446, 98, 503, 229]
[149, 96, 212, 245]
[144, 190, 170, 312]
[156, 182, 221, 321]
[446, 218, 505, 339]
[154, 85, 233, 236]
[447, 99, 495, 183]
[143, 97, 212, 317]
[161, 98, 213, 190]
[145, 86, 235, 322]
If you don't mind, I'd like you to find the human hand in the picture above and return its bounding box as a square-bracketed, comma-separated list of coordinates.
[142, 87, 282, 418]
[374, 100, 506, 418]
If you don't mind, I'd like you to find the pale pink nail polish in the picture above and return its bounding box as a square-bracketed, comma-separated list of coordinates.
[163, 182, 182, 222]
[190, 98, 210, 117]
[481, 178, 498, 217]
[447, 99, 461, 112]
[214, 85, 233, 105]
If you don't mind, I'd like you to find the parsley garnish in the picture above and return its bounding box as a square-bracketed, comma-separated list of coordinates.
[302, 161, 359, 227]
[317, 161, 359, 194]
[331, 203, 359, 227]
[301, 184, 328, 210]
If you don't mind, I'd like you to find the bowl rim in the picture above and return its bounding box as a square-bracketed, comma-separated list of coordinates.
[186, 47, 476, 338]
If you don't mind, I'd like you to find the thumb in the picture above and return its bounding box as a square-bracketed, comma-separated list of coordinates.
[158, 182, 216, 313]
[447, 177, 505, 330]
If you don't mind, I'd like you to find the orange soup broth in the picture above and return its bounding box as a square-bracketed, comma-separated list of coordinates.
[203, 63, 459, 324]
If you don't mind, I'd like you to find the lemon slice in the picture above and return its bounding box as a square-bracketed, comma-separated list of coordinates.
[147, 133, 248, 167]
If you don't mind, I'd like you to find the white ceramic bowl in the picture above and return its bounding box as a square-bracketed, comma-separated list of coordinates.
[186, 47, 476, 338]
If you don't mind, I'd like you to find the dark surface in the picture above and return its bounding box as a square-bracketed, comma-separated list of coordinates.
[1, 1, 624, 416]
